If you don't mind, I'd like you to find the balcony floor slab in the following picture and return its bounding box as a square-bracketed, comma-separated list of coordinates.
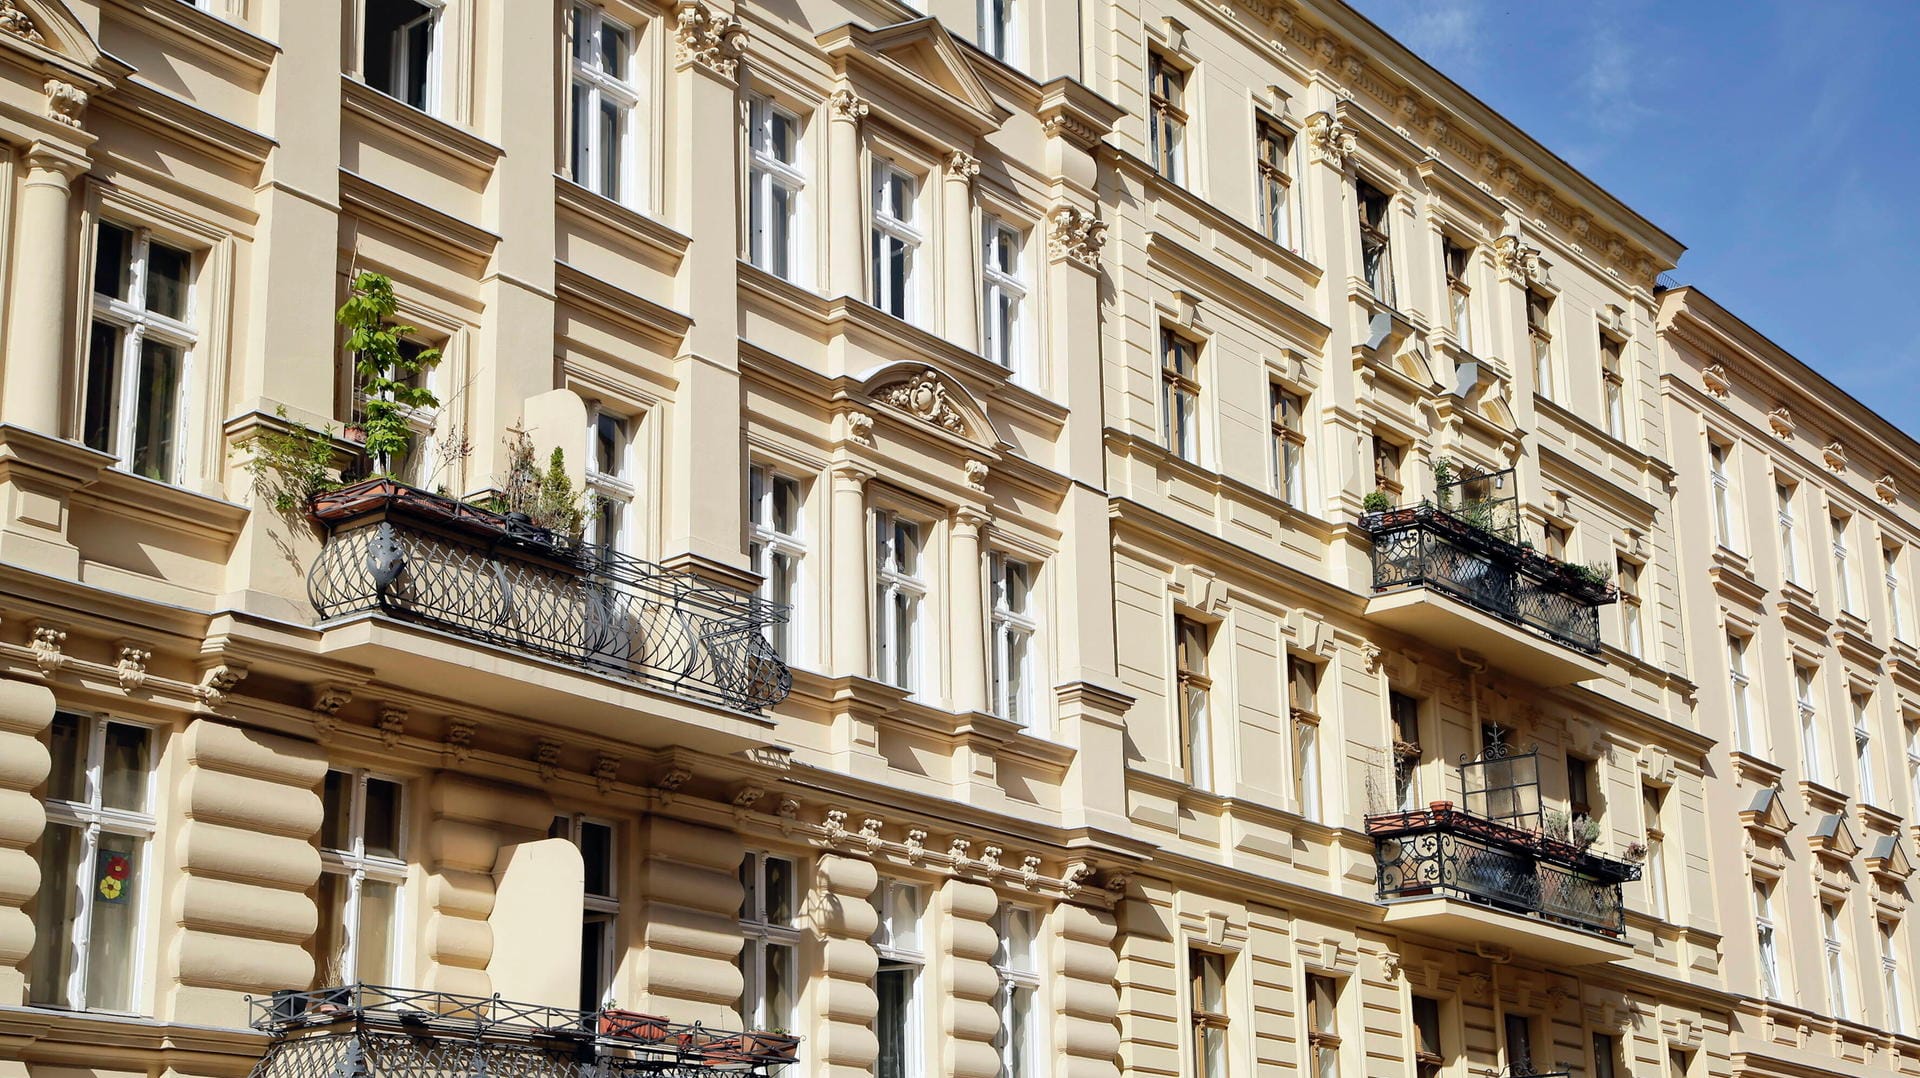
[1380, 895, 1633, 966]
[1364, 589, 1607, 686]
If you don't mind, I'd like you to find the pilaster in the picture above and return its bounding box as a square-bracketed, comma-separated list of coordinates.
[950, 506, 990, 714]
[826, 88, 869, 300]
[814, 853, 879, 1078]
[1, 142, 87, 436]
[422, 774, 552, 997]
[936, 878, 1001, 1078]
[829, 462, 873, 678]
[0, 680, 54, 1005]
[630, 814, 745, 1026]
[942, 152, 981, 352]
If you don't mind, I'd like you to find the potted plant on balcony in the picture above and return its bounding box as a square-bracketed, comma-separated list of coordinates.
[340, 271, 441, 478]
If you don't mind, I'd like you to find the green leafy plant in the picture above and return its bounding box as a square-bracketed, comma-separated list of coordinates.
[497, 429, 588, 540]
[1560, 561, 1612, 590]
[243, 407, 342, 519]
[1431, 456, 1456, 506]
[1362, 490, 1392, 514]
[339, 272, 440, 476]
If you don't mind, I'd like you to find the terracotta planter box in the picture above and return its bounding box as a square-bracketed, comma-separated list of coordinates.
[597, 1009, 671, 1043]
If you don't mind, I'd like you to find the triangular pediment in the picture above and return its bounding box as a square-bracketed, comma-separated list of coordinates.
[859, 363, 999, 447]
[817, 19, 1010, 135]
[1869, 835, 1914, 882]
[1808, 812, 1859, 860]
[1740, 787, 1793, 839]
[0, 0, 129, 88]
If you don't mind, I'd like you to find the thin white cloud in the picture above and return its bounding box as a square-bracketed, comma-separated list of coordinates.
[1371, 0, 1486, 75]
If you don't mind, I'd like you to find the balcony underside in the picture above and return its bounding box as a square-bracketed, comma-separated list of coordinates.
[313, 613, 779, 755]
[1380, 895, 1633, 966]
[1364, 588, 1607, 686]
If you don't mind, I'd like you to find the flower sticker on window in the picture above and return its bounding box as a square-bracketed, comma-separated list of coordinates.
[96, 850, 132, 904]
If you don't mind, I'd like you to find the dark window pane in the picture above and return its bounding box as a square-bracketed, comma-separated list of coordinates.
[144, 241, 191, 320]
[93, 223, 133, 301]
[46, 713, 86, 803]
[130, 338, 181, 481]
[319, 771, 353, 852]
[83, 321, 121, 452]
[99, 722, 151, 813]
[580, 820, 614, 897]
[363, 777, 403, 859]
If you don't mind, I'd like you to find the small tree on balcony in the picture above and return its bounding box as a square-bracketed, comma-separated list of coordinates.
[340, 271, 441, 477]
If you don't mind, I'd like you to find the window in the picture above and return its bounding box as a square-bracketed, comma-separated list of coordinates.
[991, 905, 1040, 1078]
[316, 769, 405, 987]
[747, 96, 804, 280]
[1754, 878, 1782, 1000]
[1256, 117, 1293, 248]
[1667, 1050, 1692, 1078]
[84, 222, 193, 483]
[1411, 996, 1444, 1078]
[749, 465, 806, 657]
[349, 335, 441, 487]
[1526, 288, 1555, 400]
[1269, 384, 1306, 507]
[1356, 180, 1395, 306]
[1542, 521, 1570, 561]
[990, 554, 1038, 727]
[1443, 239, 1473, 351]
[1305, 974, 1340, 1078]
[871, 162, 921, 321]
[1642, 784, 1668, 920]
[1372, 436, 1403, 498]
[978, 0, 1015, 63]
[1854, 692, 1877, 804]
[1390, 691, 1422, 811]
[585, 409, 634, 551]
[1617, 558, 1644, 658]
[30, 714, 154, 1012]
[1502, 1014, 1535, 1077]
[364, 0, 441, 112]
[1592, 1033, 1621, 1078]
[1796, 664, 1822, 781]
[1832, 513, 1856, 613]
[1161, 330, 1201, 462]
[1882, 919, 1906, 1033]
[1189, 950, 1229, 1078]
[739, 853, 799, 1042]
[1600, 333, 1626, 438]
[1175, 616, 1213, 789]
[550, 815, 618, 1011]
[569, 5, 637, 202]
[1887, 544, 1910, 641]
[1147, 53, 1186, 183]
[1777, 481, 1800, 583]
[1823, 899, 1850, 1017]
[873, 880, 925, 1078]
[1708, 440, 1736, 548]
[982, 218, 1027, 372]
[874, 511, 926, 692]
[1288, 656, 1321, 819]
[1727, 633, 1756, 753]
[1908, 716, 1920, 819]
[1566, 755, 1593, 819]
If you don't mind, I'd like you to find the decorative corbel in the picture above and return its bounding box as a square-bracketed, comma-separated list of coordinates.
[115, 642, 151, 691]
[29, 623, 66, 673]
[594, 752, 621, 795]
[196, 662, 247, 706]
[535, 738, 563, 783]
[375, 704, 406, 749]
[444, 717, 476, 764]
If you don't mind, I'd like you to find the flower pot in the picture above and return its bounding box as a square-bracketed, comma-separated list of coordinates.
[344, 424, 367, 445]
[1428, 800, 1454, 813]
[599, 1008, 671, 1043]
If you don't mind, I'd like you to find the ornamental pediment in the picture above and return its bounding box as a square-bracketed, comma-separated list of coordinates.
[1869, 835, 1913, 884]
[0, 0, 127, 89]
[1807, 812, 1859, 864]
[816, 18, 1010, 135]
[860, 364, 998, 447]
[1740, 787, 1793, 841]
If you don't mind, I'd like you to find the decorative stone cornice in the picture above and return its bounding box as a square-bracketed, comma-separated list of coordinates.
[1047, 204, 1107, 267]
[0, 0, 42, 44]
[1302, 110, 1355, 167]
[44, 80, 86, 129]
[828, 87, 869, 123]
[674, 2, 747, 80]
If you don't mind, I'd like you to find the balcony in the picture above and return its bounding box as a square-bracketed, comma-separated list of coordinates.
[305, 480, 791, 745]
[1361, 467, 1615, 685]
[246, 983, 799, 1078]
[1366, 750, 1640, 967]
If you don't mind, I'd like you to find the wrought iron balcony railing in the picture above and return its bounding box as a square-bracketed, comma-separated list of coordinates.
[246, 983, 800, 1078]
[1362, 499, 1615, 654]
[1366, 804, 1640, 937]
[306, 479, 792, 713]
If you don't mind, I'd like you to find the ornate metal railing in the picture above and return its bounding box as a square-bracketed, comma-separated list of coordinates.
[306, 480, 792, 713]
[1362, 503, 1613, 654]
[246, 984, 800, 1078]
[1366, 807, 1640, 938]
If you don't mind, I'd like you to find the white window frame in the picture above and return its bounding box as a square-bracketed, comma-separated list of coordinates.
[1907, 717, 1920, 821]
[1442, 238, 1473, 352]
[1255, 116, 1293, 251]
[749, 464, 807, 661]
[977, 0, 1016, 64]
[1854, 692, 1877, 804]
[991, 904, 1042, 1078]
[1708, 439, 1735, 548]
[989, 553, 1039, 729]
[1269, 383, 1306, 508]
[739, 852, 801, 1037]
[1778, 481, 1800, 583]
[1527, 288, 1555, 400]
[1288, 655, 1321, 821]
[1600, 333, 1627, 438]
[747, 95, 805, 281]
[1797, 664, 1823, 781]
[33, 713, 157, 1013]
[874, 510, 927, 693]
[1754, 879, 1782, 1001]
[85, 221, 195, 485]
[981, 216, 1027, 373]
[1356, 179, 1396, 308]
[1617, 557, 1645, 658]
[585, 406, 635, 552]
[1176, 615, 1212, 790]
[1823, 900, 1850, 1018]
[1305, 972, 1342, 1078]
[1147, 52, 1186, 184]
[871, 161, 922, 322]
[1641, 784, 1668, 920]
[553, 814, 620, 1010]
[873, 879, 926, 1078]
[1728, 632, 1756, 753]
[568, 4, 639, 203]
[1161, 329, 1201, 463]
[1832, 513, 1856, 613]
[366, 0, 445, 114]
[1883, 919, 1906, 1033]
[318, 768, 407, 987]
[1887, 544, 1910, 642]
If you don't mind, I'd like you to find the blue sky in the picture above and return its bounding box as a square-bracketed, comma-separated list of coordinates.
[1351, 0, 1920, 438]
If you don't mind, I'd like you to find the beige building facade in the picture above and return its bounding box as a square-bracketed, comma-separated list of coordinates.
[0, 2, 1905, 1078]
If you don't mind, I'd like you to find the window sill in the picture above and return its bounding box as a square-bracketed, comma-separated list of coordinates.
[71, 466, 251, 544]
[556, 178, 690, 261]
[340, 77, 502, 176]
[105, 0, 278, 78]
